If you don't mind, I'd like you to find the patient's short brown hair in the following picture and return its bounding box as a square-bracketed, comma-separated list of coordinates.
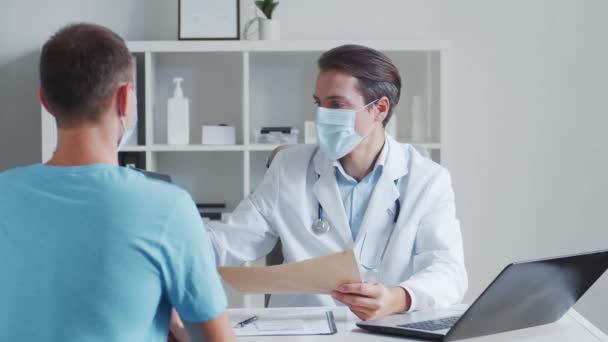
[39, 23, 133, 127]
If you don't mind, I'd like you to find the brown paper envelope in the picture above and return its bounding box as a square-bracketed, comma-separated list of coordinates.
[218, 250, 362, 294]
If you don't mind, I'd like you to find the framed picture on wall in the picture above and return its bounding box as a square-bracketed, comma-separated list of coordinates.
[178, 0, 240, 40]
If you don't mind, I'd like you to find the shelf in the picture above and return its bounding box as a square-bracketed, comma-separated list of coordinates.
[119, 145, 147, 152]
[153, 151, 244, 212]
[150, 144, 294, 152]
[248, 144, 293, 151]
[151, 52, 243, 145]
[150, 144, 246, 152]
[127, 40, 452, 53]
[140, 142, 440, 153]
[249, 51, 318, 136]
[411, 142, 441, 150]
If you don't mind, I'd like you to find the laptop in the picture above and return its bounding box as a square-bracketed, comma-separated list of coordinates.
[357, 249, 608, 341]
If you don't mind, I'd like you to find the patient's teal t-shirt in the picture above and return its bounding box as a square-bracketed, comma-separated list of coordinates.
[0, 163, 226, 341]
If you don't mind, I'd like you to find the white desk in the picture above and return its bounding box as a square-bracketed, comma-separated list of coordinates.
[207, 307, 607, 342]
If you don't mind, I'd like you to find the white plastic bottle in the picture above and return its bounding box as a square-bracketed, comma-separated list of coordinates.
[167, 77, 190, 145]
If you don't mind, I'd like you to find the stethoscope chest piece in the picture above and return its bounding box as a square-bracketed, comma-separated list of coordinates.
[312, 218, 330, 235]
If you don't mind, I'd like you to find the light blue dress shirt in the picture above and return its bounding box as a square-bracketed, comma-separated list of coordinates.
[334, 141, 388, 240]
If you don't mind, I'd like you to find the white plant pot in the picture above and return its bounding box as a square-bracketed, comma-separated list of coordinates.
[258, 18, 280, 40]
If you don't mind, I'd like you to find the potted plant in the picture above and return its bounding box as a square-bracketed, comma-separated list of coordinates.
[256, 0, 280, 40]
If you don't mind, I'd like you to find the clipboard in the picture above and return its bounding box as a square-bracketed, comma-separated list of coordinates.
[229, 309, 338, 336]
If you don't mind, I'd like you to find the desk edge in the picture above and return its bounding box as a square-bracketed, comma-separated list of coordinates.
[568, 309, 608, 341]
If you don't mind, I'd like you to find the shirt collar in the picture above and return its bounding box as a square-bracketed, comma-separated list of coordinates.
[334, 138, 388, 183]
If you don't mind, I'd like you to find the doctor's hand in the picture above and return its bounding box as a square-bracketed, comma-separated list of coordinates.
[332, 283, 411, 321]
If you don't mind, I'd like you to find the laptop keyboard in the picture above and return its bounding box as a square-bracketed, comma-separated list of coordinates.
[398, 315, 461, 331]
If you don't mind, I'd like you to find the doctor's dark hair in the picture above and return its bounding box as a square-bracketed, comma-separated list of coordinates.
[318, 45, 401, 126]
[39, 23, 133, 127]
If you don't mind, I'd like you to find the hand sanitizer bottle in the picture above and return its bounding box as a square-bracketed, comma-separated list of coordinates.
[167, 77, 190, 145]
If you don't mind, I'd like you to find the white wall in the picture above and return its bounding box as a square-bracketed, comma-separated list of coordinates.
[1, 0, 607, 333]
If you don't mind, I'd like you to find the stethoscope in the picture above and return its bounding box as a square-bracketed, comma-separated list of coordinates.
[311, 179, 401, 272]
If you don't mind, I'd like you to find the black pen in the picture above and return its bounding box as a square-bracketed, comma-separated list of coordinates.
[235, 315, 259, 328]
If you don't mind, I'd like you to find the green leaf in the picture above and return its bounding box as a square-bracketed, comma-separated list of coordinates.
[255, 0, 276, 19]
[254, 0, 278, 19]
[267, 2, 279, 19]
[255, 0, 266, 14]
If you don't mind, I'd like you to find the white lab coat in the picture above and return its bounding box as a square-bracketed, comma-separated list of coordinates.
[207, 133, 467, 311]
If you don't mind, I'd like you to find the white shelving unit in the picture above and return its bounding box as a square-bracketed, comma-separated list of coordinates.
[41, 40, 450, 308]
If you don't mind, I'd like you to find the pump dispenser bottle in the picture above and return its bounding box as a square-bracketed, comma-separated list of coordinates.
[167, 77, 190, 145]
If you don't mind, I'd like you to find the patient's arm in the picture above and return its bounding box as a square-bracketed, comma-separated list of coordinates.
[169, 308, 235, 342]
[197, 312, 235, 342]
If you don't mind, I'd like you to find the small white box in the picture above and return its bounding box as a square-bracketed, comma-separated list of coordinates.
[202, 125, 236, 145]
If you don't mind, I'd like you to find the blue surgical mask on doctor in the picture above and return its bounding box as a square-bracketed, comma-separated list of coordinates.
[118, 88, 138, 150]
[315, 99, 378, 160]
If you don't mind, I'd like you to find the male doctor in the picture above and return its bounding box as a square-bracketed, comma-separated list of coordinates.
[207, 45, 467, 321]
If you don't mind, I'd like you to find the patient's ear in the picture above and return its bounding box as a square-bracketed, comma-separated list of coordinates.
[115, 84, 130, 119]
[39, 88, 55, 117]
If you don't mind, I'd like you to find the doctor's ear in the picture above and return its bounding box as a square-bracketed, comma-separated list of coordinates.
[372, 96, 390, 123]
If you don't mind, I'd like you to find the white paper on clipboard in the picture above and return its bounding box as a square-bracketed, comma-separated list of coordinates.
[229, 307, 340, 336]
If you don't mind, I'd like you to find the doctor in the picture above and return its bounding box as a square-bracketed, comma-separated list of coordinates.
[207, 44, 467, 320]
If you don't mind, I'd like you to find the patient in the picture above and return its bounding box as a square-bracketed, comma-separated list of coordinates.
[0, 23, 234, 342]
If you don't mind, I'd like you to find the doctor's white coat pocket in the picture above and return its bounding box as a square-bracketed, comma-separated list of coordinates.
[358, 230, 390, 270]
